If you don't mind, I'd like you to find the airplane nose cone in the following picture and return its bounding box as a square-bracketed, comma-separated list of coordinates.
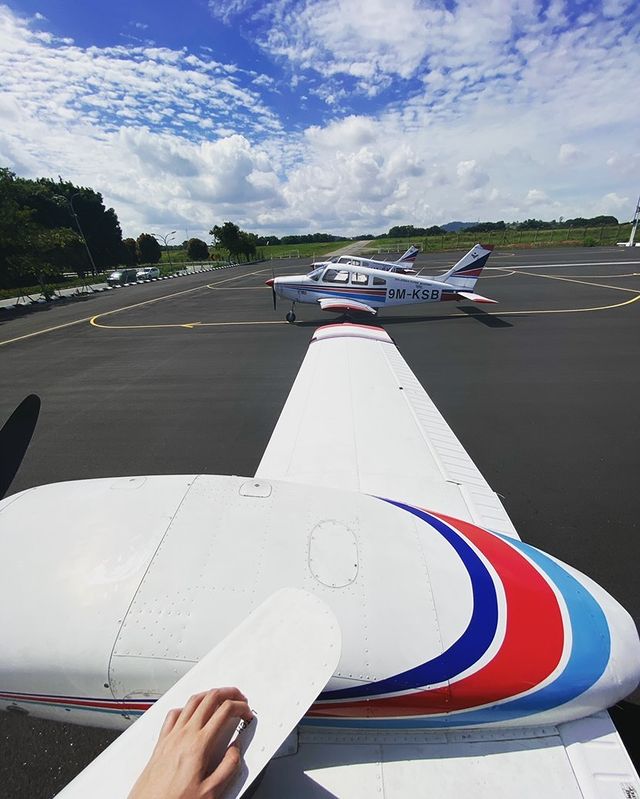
[265, 278, 274, 287]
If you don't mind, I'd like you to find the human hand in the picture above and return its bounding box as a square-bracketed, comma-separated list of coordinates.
[128, 687, 253, 799]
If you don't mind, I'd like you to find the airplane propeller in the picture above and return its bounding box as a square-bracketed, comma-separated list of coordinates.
[0, 394, 41, 500]
[266, 270, 277, 310]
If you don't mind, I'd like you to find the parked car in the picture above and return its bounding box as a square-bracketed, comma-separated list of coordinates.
[136, 266, 160, 280]
[106, 268, 138, 286]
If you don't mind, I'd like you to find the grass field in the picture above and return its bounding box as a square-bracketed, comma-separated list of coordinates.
[258, 241, 352, 259]
[363, 224, 633, 254]
[158, 240, 353, 264]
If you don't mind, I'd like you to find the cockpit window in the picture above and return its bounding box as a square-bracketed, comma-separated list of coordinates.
[373, 276, 386, 286]
[308, 268, 322, 281]
[351, 273, 369, 285]
[323, 268, 349, 283]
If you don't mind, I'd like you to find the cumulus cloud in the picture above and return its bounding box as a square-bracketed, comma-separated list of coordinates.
[1, 3, 639, 236]
[558, 143, 582, 164]
[524, 189, 550, 206]
[601, 192, 631, 212]
[456, 160, 489, 190]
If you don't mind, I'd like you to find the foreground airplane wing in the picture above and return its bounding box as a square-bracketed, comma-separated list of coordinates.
[256, 323, 517, 538]
[257, 711, 639, 799]
[254, 322, 639, 798]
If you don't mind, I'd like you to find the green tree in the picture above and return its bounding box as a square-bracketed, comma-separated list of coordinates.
[121, 238, 138, 266]
[388, 224, 427, 238]
[34, 178, 123, 272]
[186, 237, 209, 261]
[136, 233, 161, 264]
[238, 231, 257, 261]
[0, 168, 85, 289]
[210, 221, 242, 259]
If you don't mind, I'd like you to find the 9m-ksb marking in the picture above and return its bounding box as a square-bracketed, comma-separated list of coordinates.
[388, 288, 441, 300]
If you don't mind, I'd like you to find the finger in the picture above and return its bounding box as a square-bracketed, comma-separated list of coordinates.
[202, 699, 253, 763]
[174, 691, 209, 727]
[192, 687, 247, 728]
[202, 742, 242, 797]
[158, 708, 181, 740]
[205, 699, 253, 734]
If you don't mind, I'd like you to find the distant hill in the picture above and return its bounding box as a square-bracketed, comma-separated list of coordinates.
[441, 221, 477, 232]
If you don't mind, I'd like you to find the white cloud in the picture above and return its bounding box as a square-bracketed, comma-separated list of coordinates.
[524, 189, 550, 206]
[456, 160, 489, 190]
[0, 5, 281, 141]
[1, 3, 639, 236]
[601, 192, 630, 212]
[558, 143, 582, 164]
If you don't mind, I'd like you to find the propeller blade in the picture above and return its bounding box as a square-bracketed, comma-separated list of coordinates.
[265, 277, 277, 310]
[271, 264, 276, 310]
[0, 394, 41, 500]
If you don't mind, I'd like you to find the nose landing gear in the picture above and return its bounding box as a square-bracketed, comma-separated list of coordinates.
[285, 303, 296, 324]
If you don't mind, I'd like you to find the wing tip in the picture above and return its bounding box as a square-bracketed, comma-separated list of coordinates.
[312, 323, 392, 345]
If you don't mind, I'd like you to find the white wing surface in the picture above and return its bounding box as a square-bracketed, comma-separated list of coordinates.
[253, 322, 640, 799]
[256, 323, 518, 538]
[255, 713, 639, 799]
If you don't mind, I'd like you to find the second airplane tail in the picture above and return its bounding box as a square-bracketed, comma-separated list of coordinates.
[395, 244, 420, 265]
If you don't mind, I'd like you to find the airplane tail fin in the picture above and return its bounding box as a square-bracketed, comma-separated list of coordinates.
[439, 244, 493, 290]
[395, 245, 419, 264]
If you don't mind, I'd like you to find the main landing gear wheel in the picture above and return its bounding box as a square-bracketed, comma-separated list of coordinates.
[286, 310, 296, 323]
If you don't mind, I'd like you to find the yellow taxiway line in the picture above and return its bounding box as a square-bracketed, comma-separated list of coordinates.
[0, 268, 270, 347]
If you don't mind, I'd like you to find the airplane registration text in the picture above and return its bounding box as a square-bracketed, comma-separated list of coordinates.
[388, 288, 441, 301]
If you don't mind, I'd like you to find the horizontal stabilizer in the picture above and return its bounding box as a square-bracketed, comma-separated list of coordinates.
[318, 297, 377, 315]
[457, 291, 497, 304]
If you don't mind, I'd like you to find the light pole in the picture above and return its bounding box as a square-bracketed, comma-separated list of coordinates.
[154, 230, 176, 267]
[54, 193, 97, 276]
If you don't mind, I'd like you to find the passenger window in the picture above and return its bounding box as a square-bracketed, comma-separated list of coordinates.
[323, 268, 349, 283]
[351, 273, 369, 285]
[373, 276, 386, 286]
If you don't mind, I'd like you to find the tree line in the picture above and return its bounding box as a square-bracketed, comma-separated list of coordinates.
[1, 165, 627, 292]
[0, 168, 124, 289]
[354, 217, 622, 239]
[0, 169, 221, 290]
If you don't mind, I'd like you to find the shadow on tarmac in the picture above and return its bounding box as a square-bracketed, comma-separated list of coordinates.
[610, 701, 640, 767]
[457, 305, 513, 328]
[294, 306, 514, 329]
[0, 394, 41, 499]
[0, 293, 93, 322]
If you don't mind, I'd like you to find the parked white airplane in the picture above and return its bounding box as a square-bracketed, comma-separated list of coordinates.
[1, 323, 639, 797]
[311, 244, 420, 274]
[267, 244, 495, 322]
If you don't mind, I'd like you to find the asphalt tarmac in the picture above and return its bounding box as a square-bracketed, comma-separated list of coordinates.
[1, 246, 640, 796]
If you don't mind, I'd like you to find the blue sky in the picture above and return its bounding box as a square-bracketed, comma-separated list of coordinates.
[1, 0, 639, 239]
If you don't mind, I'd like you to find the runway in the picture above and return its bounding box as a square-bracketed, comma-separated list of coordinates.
[1, 246, 640, 796]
